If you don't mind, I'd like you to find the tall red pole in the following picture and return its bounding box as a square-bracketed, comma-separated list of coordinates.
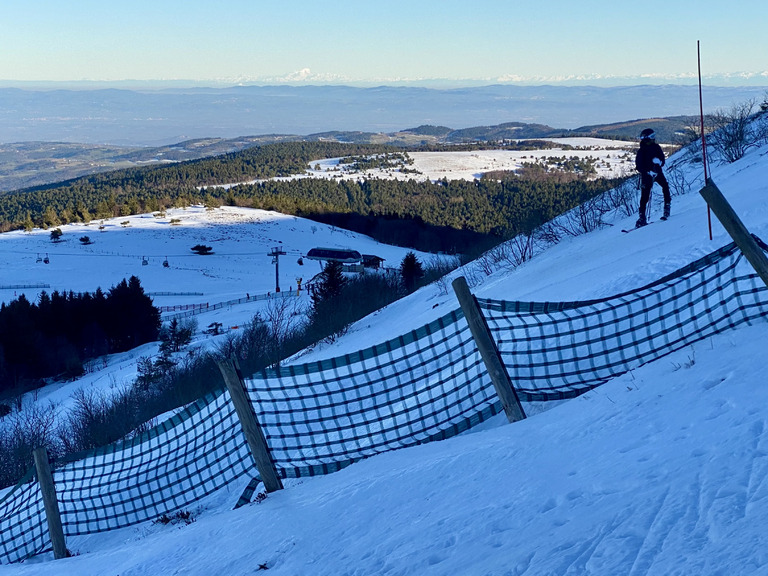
[698, 40, 713, 240]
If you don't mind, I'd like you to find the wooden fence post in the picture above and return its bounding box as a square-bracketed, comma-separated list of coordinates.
[700, 178, 768, 288]
[452, 276, 526, 423]
[32, 447, 68, 560]
[218, 358, 284, 493]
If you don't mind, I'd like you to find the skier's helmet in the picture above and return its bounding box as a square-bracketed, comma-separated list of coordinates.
[640, 128, 656, 141]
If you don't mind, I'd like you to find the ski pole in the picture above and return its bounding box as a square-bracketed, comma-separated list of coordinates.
[648, 173, 658, 220]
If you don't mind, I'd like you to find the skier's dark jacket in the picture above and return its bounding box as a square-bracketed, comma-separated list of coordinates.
[635, 140, 666, 174]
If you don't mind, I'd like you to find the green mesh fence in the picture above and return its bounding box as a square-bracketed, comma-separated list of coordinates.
[0, 469, 47, 564]
[479, 240, 768, 401]
[1, 239, 767, 564]
[244, 308, 499, 479]
[0, 390, 254, 563]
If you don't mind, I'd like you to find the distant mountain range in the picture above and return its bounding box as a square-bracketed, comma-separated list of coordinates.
[1, 83, 766, 192]
[2, 84, 766, 146]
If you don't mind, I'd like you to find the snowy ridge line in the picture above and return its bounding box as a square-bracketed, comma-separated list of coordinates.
[2, 241, 768, 564]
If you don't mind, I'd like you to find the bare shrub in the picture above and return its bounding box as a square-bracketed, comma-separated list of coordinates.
[0, 402, 59, 488]
[666, 164, 695, 197]
[476, 252, 495, 276]
[603, 177, 638, 218]
[59, 387, 140, 453]
[535, 220, 563, 246]
[426, 256, 461, 296]
[539, 195, 607, 240]
[461, 263, 483, 289]
[215, 332, 240, 360]
[569, 196, 607, 235]
[505, 233, 536, 267]
[433, 274, 452, 296]
[675, 119, 704, 147]
[264, 297, 304, 368]
[708, 99, 760, 163]
[755, 107, 768, 146]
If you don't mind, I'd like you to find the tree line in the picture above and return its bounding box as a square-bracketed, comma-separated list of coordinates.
[0, 276, 160, 397]
[0, 141, 624, 255]
[0, 142, 394, 231]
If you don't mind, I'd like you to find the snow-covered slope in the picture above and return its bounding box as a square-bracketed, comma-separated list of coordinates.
[0, 207, 434, 413]
[4, 132, 768, 574]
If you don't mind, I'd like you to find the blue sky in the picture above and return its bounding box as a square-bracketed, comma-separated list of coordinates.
[1, 0, 766, 86]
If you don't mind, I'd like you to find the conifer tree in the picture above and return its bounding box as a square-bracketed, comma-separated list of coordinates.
[309, 261, 348, 340]
[400, 252, 425, 293]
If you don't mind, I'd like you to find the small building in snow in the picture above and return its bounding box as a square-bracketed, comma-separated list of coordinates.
[362, 254, 385, 269]
[305, 247, 363, 264]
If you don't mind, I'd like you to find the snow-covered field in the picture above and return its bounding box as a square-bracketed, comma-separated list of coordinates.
[206, 138, 640, 190]
[308, 138, 638, 182]
[4, 130, 768, 574]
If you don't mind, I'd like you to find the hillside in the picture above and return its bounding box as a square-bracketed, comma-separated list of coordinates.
[2, 118, 768, 573]
[0, 136, 301, 193]
[0, 118, 690, 193]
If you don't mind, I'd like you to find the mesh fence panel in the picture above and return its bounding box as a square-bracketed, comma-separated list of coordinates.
[244, 309, 500, 478]
[479, 241, 768, 401]
[0, 469, 48, 564]
[0, 390, 255, 563]
[55, 391, 254, 536]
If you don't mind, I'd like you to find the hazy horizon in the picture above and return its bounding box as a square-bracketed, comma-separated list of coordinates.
[3, 1, 767, 88]
[2, 74, 768, 91]
[2, 83, 766, 147]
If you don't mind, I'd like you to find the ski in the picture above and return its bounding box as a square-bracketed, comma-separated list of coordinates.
[622, 222, 652, 233]
[622, 215, 668, 232]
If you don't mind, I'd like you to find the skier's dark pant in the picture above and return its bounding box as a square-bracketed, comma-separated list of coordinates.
[639, 171, 671, 218]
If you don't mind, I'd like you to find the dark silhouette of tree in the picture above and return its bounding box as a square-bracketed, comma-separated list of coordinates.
[309, 261, 348, 341]
[0, 277, 160, 394]
[400, 252, 425, 293]
[191, 244, 213, 255]
[159, 318, 194, 354]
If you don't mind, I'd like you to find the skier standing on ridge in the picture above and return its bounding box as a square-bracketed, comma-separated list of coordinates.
[634, 128, 671, 227]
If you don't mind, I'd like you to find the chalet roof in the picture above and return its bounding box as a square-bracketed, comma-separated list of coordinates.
[305, 247, 363, 263]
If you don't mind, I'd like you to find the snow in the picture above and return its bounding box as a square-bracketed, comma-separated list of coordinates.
[208, 137, 639, 189]
[4, 133, 768, 574]
[0, 207, 434, 415]
[305, 138, 638, 182]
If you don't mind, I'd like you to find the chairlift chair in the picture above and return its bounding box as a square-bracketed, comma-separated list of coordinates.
[43, 253, 50, 264]
[36, 253, 42, 263]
